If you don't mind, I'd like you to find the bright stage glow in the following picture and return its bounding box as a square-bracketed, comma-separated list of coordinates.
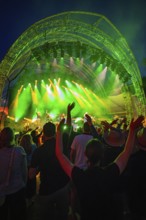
[6, 52, 126, 130]
[7, 74, 125, 130]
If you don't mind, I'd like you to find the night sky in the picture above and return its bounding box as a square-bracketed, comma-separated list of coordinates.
[1, 0, 146, 76]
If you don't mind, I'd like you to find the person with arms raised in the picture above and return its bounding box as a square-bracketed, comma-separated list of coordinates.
[56, 107, 144, 220]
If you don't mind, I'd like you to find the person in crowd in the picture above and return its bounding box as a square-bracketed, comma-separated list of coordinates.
[30, 128, 42, 147]
[100, 118, 129, 217]
[0, 127, 27, 220]
[28, 121, 70, 220]
[70, 120, 93, 169]
[86, 116, 127, 165]
[122, 126, 146, 219]
[56, 104, 144, 220]
[68, 103, 93, 220]
[84, 115, 137, 217]
[19, 134, 37, 206]
[101, 120, 126, 166]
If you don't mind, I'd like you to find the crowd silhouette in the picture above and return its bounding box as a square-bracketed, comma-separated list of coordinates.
[0, 102, 146, 220]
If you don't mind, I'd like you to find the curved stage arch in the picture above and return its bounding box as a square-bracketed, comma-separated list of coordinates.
[0, 11, 145, 129]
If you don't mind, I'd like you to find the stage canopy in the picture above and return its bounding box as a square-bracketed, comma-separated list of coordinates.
[0, 11, 145, 130]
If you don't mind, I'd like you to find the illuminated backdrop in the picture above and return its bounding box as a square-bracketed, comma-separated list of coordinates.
[0, 11, 145, 129]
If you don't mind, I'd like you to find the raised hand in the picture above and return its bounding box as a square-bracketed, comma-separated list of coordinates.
[85, 114, 92, 126]
[67, 102, 75, 112]
[130, 115, 144, 131]
[101, 120, 111, 131]
[110, 118, 119, 125]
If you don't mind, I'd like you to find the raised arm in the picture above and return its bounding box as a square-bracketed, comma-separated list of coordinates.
[114, 115, 144, 174]
[85, 114, 102, 141]
[56, 118, 74, 178]
[101, 120, 121, 132]
[66, 102, 75, 126]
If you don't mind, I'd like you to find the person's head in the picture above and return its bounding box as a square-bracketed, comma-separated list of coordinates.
[43, 122, 56, 138]
[103, 129, 126, 147]
[0, 127, 15, 148]
[31, 130, 37, 137]
[85, 138, 104, 166]
[20, 134, 33, 154]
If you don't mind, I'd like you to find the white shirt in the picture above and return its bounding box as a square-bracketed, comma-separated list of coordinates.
[0, 146, 27, 196]
[71, 134, 93, 170]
